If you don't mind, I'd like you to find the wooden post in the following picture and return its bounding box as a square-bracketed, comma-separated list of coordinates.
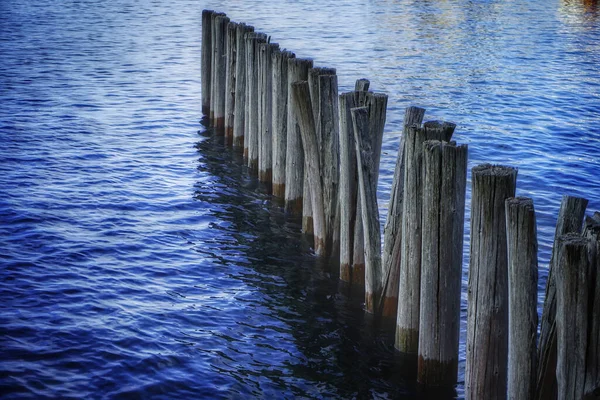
[506, 197, 538, 400]
[380, 106, 425, 318]
[303, 67, 336, 236]
[201, 10, 214, 116]
[423, 120, 456, 141]
[224, 21, 238, 145]
[284, 58, 313, 215]
[232, 24, 254, 150]
[339, 92, 358, 282]
[209, 12, 225, 124]
[584, 218, 600, 397]
[351, 80, 371, 287]
[245, 33, 267, 172]
[291, 81, 326, 256]
[536, 195, 588, 400]
[395, 125, 428, 354]
[352, 106, 382, 313]
[258, 42, 278, 188]
[417, 140, 468, 386]
[465, 164, 517, 400]
[271, 49, 295, 199]
[556, 233, 590, 400]
[213, 15, 230, 132]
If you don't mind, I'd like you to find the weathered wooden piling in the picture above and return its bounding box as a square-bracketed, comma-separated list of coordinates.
[284, 58, 313, 215]
[556, 233, 590, 400]
[339, 92, 358, 282]
[258, 42, 278, 187]
[271, 49, 295, 199]
[292, 81, 326, 255]
[209, 12, 225, 123]
[232, 24, 254, 149]
[352, 106, 382, 313]
[224, 21, 238, 144]
[465, 164, 517, 400]
[245, 33, 267, 172]
[506, 197, 538, 400]
[585, 218, 600, 397]
[395, 125, 427, 354]
[213, 14, 230, 131]
[536, 195, 588, 400]
[201, 10, 214, 116]
[380, 106, 425, 318]
[417, 140, 467, 386]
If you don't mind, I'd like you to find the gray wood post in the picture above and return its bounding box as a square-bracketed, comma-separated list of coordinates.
[584, 218, 600, 397]
[536, 195, 588, 400]
[245, 33, 267, 172]
[271, 49, 295, 199]
[506, 197, 539, 400]
[381, 107, 425, 318]
[201, 10, 214, 116]
[465, 164, 517, 400]
[213, 15, 229, 132]
[292, 81, 326, 255]
[224, 21, 238, 145]
[232, 24, 254, 150]
[284, 58, 313, 215]
[258, 42, 278, 188]
[209, 12, 225, 124]
[339, 92, 358, 283]
[556, 233, 590, 400]
[417, 140, 467, 386]
[352, 106, 382, 313]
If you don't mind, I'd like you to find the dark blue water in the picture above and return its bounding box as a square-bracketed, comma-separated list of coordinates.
[1, 0, 599, 398]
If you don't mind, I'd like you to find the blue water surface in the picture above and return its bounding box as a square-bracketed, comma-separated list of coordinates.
[1, 0, 599, 398]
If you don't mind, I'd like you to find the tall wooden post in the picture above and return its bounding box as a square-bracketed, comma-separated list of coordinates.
[201, 10, 214, 116]
[224, 21, 238, 145]
[506, 197, 539, 400]
[417, 140, 467, 386]
[213, 15, 230, 132]
[245, 33, 267, 172]
[465, 164, 517, 400]
[232, 24, 254, 150]
[209, 12, 226, 124]
[258, 42, 278, 188]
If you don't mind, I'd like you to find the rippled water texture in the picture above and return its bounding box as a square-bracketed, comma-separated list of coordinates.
[1, 0, 599, 398]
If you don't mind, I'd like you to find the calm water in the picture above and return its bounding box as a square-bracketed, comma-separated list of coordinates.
[1, 0, 599, 398]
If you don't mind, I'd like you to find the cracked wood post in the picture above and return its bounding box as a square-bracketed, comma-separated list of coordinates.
[584, 217, 600, 398]
[536, 195, 588, 400]
[339, 92, 358, 283]
[210, 12, 226, 125]
[351, 80, 371, 287]
[224, 21, 238, 145]
[245, 33, 267, 172]
[302, 67, 336, 236]
[506, 197, 538, 400]
[201, 10, 214, 116]
[232, 24, 254, 150]
[271, 49, 295, 199]
[258, 42, 278, 189]
[292, 81, 326, 256]
[465, 164, 517, 400]
[380, 106, 425, 318]
[352, 106, 382, 313]
[284, 58, 313, 215]
[556, 233, 590, 400]
[417, 140, 467, 387]
[213, 14, 229, 132]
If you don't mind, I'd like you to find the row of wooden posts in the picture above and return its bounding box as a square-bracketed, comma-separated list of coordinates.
[200, 10, 599, 399]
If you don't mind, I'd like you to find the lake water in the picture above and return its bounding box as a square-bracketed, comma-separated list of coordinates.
[1, 0, 599, 398]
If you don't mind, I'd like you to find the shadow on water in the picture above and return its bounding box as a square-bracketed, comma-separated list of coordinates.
[192, 120, 460, 398]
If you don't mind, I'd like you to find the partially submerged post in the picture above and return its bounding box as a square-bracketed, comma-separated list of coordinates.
[224, 21, 238, 144]
[417, 140, 467, 386]
[555, 234, 590, 400]
[209, 12, 226, 124]
[465, 164, 517, 400]
[258, 42, 278, 188]
[284, 58, 313, 215]
[292, 81, 326, 255]
[213, 14, 230, 132]
[232, 24, 254, 149]
[271, 49, 295, 199]
[245, 33, 267, 172]
[536, 195, 588, 400]
[352, 106, 382, 313]
[506, 197, 539, 400]
[584, 218, 600, 397]
[201, 10, 214, 116]
[381, 106, 425, 318]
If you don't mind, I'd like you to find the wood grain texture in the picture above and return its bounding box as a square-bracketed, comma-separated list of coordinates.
[224, 22, 238, 144]
[258, 42, 278, 187]
[232, 24, 254, 149]
[201, 10, 214, 116]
